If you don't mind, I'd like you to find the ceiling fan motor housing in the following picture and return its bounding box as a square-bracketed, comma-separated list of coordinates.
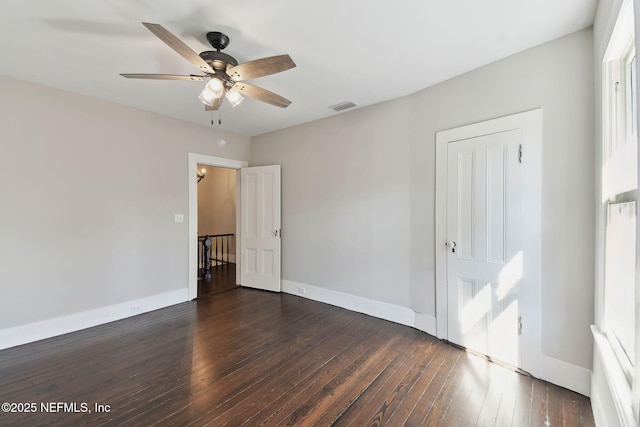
[201, 32, 238, 73]
[199, 51, 238, 72]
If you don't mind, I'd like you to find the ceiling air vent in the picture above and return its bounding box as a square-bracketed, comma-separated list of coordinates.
[329, 101, 357, 112]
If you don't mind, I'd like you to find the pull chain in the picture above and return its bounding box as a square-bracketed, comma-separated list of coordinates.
[209, 105, 222, 126]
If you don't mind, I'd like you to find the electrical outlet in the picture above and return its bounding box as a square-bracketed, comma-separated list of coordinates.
[131, 305, 141, 313]
[174, 214, 184, 223]
[298, 287, 306, 295]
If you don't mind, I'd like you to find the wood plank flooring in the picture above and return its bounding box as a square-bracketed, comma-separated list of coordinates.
[197, 263, 239, 297]
[0, 288, 595, 426]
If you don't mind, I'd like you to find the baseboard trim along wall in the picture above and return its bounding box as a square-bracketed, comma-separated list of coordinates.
[0, 289, 187, 351]
[413, 312, 438, 336]
[282, 279, 422, 330]
[282, 279, 592, 397]
[540, 354, 592, 397]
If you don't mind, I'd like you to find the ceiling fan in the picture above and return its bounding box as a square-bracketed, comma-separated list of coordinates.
[121, 23, 296, 111]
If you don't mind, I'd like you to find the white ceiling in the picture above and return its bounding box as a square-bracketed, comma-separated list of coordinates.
[0, 0, 596, 137]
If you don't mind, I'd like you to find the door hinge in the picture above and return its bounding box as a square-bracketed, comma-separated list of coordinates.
[518, 315, 523, 335]
[518, 144, 523, 163]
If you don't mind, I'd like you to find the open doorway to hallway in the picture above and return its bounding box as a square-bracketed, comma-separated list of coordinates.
[197, 164, 238, 297]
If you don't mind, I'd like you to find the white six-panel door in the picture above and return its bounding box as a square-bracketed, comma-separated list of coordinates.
[240, 165, 281, 292]
[446, 130, 523, 367]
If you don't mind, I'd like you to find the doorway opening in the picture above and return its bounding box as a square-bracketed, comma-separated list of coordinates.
[187, 153, 248, 300]
[197, 165, 238, 298]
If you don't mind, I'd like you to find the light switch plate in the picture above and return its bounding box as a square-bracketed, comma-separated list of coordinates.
[174, 214, 184, 223]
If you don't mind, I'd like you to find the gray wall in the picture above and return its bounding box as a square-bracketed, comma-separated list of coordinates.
[0, 75, 250, 329]
[252, 28, 595, 370]
[251, 98, 412, 307]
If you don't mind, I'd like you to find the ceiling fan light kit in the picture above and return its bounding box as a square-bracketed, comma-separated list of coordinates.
[198, 78, 224, 106]
[121, 23, 296, 113]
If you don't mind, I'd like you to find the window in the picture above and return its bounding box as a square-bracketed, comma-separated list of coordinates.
[603, 35, 637, 379]
[604, 201, 636, 372]
[600, 0, 639, 420]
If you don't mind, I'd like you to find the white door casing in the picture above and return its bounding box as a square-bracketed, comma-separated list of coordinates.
[240, 165, 281, 292]
[435, 109, 542, 376]
[446, 130, 522, 367]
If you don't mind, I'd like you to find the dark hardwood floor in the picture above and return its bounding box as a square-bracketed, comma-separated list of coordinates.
[0, 286, 594, 426]
[197, 262, 239, 298]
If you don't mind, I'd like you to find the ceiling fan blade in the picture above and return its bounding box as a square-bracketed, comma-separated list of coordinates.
[204, 97, 223, 111]
[232, 82, 292, 108]
[227, 55, 296, 81]
[141, 22, 214, 74]
[120, 73, 205, 81]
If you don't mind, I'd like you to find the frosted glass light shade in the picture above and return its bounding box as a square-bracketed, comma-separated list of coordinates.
[198, 78, 224, 106]
[225, 90, 244, 107]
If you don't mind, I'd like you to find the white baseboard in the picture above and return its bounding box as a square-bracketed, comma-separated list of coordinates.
[282, 280, 415, 328]
[540, 354, 592, 397]
[0, 288, 188, 351]
[414, 312, 438, 336]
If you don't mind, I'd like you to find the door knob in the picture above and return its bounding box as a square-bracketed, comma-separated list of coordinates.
[447, 241, 457, 253]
